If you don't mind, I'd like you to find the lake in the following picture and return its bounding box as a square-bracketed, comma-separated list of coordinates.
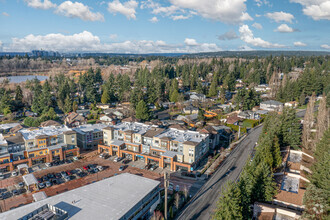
[0, 75, 49, 84]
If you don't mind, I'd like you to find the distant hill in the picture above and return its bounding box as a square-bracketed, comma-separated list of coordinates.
[0, 50, 329, 59]
[184, 50, 330, 58]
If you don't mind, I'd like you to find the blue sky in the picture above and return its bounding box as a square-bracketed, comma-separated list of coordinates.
[0, 0, 329, 53]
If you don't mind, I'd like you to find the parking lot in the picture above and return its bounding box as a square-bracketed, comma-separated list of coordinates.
[0, 152, 199, 212]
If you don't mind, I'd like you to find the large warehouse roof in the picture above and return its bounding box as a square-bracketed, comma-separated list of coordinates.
[0, 173, 160, 220]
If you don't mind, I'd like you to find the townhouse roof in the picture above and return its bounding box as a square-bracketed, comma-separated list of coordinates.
[20, 126, 72, 140]
[155, 128, 208, 144]
[9, 124, 24, 134]
[73, 124, 107, 135]
[4, 133, 24, 145]
[122, 116, 139, 123]
[110, 140, 125, 146]
[143, 128, 165, 138]
[226, 115, 241, 124]
[112, 122, 157, 135]
[261, 100, 283, 106]
[0, 173, 160, 220]
[65, 112, 86, 124]
[0, 123, 20, 131]
[40, 120, 61, 127]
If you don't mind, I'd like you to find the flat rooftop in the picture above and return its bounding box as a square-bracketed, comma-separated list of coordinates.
[20, 126, 72, 140]
[112, 122, 157, 135]
[155, 128, 208, 143]
[73, 124, 107, 134]
[0, 173, 160, 220]
[0, 123, 20, 130]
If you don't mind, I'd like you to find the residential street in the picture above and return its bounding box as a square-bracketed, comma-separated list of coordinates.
[176, 125, 263, 220]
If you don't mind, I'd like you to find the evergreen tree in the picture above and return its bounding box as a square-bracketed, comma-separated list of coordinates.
[208, 78, 218, 97]
[135, 100, 150, 121]
[101, 87, 110, 104]
[281, 108, 302, 149]
[64, 95, 72, 113]
[15, 85, 23, 102]
[213, 182, 243, 220]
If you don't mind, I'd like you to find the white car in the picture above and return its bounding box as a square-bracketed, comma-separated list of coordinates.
[97, 166, 103, 171]
[45, 162, 52, 167]
[99, 153, 105, 158]
[0, 173, 4, 180]
[11, 171, 18, 177]
[114, 157, 122, 162]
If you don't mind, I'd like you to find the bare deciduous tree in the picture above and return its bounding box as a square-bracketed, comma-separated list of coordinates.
[315, 95, 329, 141]
[174, 193, 180, 210]
[302, 93, 316, 150]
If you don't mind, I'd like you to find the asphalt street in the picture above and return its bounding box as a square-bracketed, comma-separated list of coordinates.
[176, 125, 263, 220]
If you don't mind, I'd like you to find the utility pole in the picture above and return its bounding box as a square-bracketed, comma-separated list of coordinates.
[164, 172, 169, 220]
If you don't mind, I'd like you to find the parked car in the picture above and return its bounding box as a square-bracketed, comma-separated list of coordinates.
[122, 159, 130, 164]
[64, 176, 71, 182]
[175, 185, 180, 191]
[37, 178, 43, 183]
[168, 183, 174, 191]
[93, 168, 99, 173]
[55, 173, 62, 179]
[83, 166, 89, 170]
[60, 171, 67, 178]
[99, 153, 105, 158]
[45, 181, 52, 187]
[12, 189, 19, 196]
[114, 157, 122, 162]
[73, 156, 79, 161]
[52, 179, 59, 185]
[18, 182, 24, 188]
[42, 176, 48, 182]
[0, 173, 4, 180]
[66, 170, 72, 176]
[119, 165, 125, 171]
[45, 162, 52, 167]
[97, 166, 103, 171]
[11, 171, 18, 177]
[150, 164, 158, 171]
[47, 173, 54, 179]
[38, 183, 45, 189]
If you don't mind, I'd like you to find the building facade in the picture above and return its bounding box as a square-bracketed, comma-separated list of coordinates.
[99, 122, 210, 172]
[0, 126, 79, 172]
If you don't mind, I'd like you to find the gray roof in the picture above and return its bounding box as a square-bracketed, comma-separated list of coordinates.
[261, 100, 283, 106]
[0, 173, 160, 220]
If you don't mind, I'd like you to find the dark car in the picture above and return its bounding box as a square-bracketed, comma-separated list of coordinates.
[83, 166, 89, 170]
[122, 159, 130, 164]
[37, 177, 43, 183]
[55, 173, 62, 179]
[66, 170, 72, 176]
[47, 173, 55, 179]
[144, 164, 152, 170]
[12, 189, 19, 196]
[119, 165, 125, 171]
[42, 176, 48, 182]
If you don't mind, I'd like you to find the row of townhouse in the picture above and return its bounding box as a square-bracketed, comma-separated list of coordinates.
[253, 149, 314, 219]
[0, 126, 80, 172]
[98, 122, 213, 172]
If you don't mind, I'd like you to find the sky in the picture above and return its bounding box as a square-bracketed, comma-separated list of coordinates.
[0, 0, 329, 53]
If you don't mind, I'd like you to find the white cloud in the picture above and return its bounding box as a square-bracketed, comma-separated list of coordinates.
[171, 15, 191, 20]
[218, 30, 239, 40]
[184, 38, 198, 46]
[275, 24, 298, 32]
[0, 40, 2, 47]
[2, 12, 9, 16]
[24, 0, 56, 10]
[252, 22, 263, 29]
[294, 41, 307, 46]
[266, 11, 294, 23]
[149, 16, 159, 23]
[152, 5, 180, 16]
[107, 0, 138, 20]
[255, 14, 261, 17]
[321, 44, 330, 49]
[239, 24, 285, 48]
[56, 1, 104, 21]
[109, 34, 118, 40]
[3, 31, 221, 53]
[290, 0, 330, 20]
[169, 0, 252, 24]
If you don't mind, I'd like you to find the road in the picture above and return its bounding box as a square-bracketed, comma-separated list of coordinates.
[176, 125, 263, 220]
[296, 105, 318, 118]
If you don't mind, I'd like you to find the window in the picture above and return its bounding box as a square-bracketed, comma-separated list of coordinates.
[39, 151, 43, 154]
